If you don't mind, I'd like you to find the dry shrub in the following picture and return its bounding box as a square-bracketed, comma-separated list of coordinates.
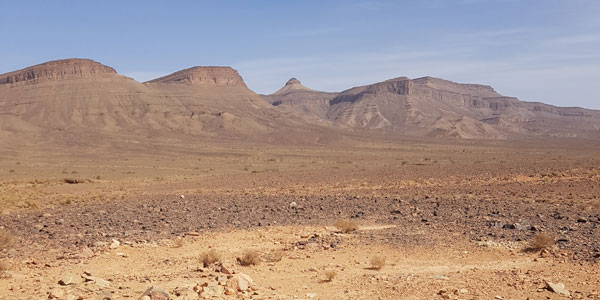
[199, 249, 221, 267]
[63, 178, 82, 184]
[370, 256, 386, 270]
[171, 237, 184, 248]
[0, 260, 9, 273]
[238, 249, 261, 266]
[527, 233, 555, 252]
[0, 229, 15, 251]
[324, 269, 337, 282]
[334, 219, 359, 233]
[265, 249, 285, 262]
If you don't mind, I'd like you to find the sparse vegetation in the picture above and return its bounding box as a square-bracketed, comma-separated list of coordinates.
[172, 237, 184, 248]
[0, 229, 15, 251]
[324, 269, 337, 282]
[0, 260, 9, 273]
[335, 219, 359, 233]
[238, 249, 261, 266]
[265, 249, 285, 262]
[592, 200, 600, 211]
[370, 256, 386, 270]
[63, 178, 82, 184]
[526, 233, 555, 252]
[199, 249, 221, 267]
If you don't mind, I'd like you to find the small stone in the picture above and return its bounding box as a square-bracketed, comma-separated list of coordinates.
[545, 280, 570, 297]
[49, 288, 65, 299]
[94, 241, 108, 247]
[80, 247, 94, 259]
[289, 201, 297, 208]
[82, 274, 111, 288]
[186, 231, 200, 237]
[180, 194, 185, 199]
[201, 284, 224, 297]
[220, 265, 231, 275]
[226, 273, 254, 292]
[109, 239, 120, 249]
[59, 273, 82, 285]
[139, 287, 168, 300]
[224, 287, 236, 295]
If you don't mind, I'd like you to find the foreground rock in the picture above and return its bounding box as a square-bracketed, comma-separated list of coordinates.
[545, 280, 570, 297]
[139, 286, 169, 300]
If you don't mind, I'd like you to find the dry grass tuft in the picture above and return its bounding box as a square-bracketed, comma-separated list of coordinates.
[0, 229, 15, 251]
[324, 269, 337, 282]
[238, 249, 261, 266]
[63, 178, 83, 184]
[370, 256, 386, 270]
[172, 237, 184, 248]
[0, 260, 9, 273]
[334, 219, 359, 233]
[526, 233, 555, 252]
[265, 249, 285, 262]
[199, 249, 221, 267]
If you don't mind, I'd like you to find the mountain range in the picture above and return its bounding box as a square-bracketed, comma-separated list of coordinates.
[1, 58, 599, 148]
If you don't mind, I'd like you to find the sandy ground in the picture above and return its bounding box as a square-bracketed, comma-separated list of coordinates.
[0, 139, 599, 299]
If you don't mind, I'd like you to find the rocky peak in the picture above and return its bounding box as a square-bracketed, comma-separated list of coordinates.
[273, 78, 314, 95]
[0, 58, 117, 85]
[285, 78, 301, 85]
[145, 66, 246, 87]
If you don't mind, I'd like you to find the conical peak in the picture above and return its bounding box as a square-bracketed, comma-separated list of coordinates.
[273, 77, 315, 95]
[286, 78, 301, 85]
[145, 66, 246, 87]
[0, 58, 117, 85]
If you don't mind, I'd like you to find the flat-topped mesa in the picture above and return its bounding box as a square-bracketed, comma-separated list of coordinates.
[413, 76, 500, 98]
[273, 78, 314, 95]
[0, 59, 117, 85]
[146, 66, 246, 87]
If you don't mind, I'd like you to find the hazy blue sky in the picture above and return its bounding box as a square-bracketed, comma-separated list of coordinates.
[1, 0, 599, 108]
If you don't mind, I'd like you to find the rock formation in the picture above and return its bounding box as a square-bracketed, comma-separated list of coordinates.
[145, 66, 246, 87]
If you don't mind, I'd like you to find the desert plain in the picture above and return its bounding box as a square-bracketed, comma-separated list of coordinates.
[0, 137, 599, 300]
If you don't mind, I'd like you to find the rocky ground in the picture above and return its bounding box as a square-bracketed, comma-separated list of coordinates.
[0, 141, 599, 299]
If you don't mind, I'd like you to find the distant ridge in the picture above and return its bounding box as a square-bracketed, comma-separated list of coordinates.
[266, 75, 600, 139]
[0, 58, 599, 145]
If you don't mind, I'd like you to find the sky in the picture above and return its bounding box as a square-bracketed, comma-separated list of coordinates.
[1, 0, 599, 109]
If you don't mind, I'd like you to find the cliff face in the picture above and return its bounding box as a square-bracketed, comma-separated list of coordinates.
[145, 66, 247, 87]
[0, 59, 117, 85]
[0, 59, 294, 143]
[269, 75, 600, 139]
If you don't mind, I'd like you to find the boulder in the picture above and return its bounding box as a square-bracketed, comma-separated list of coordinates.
[226, 273, 254, 292]
[545, 280, 570, 297]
